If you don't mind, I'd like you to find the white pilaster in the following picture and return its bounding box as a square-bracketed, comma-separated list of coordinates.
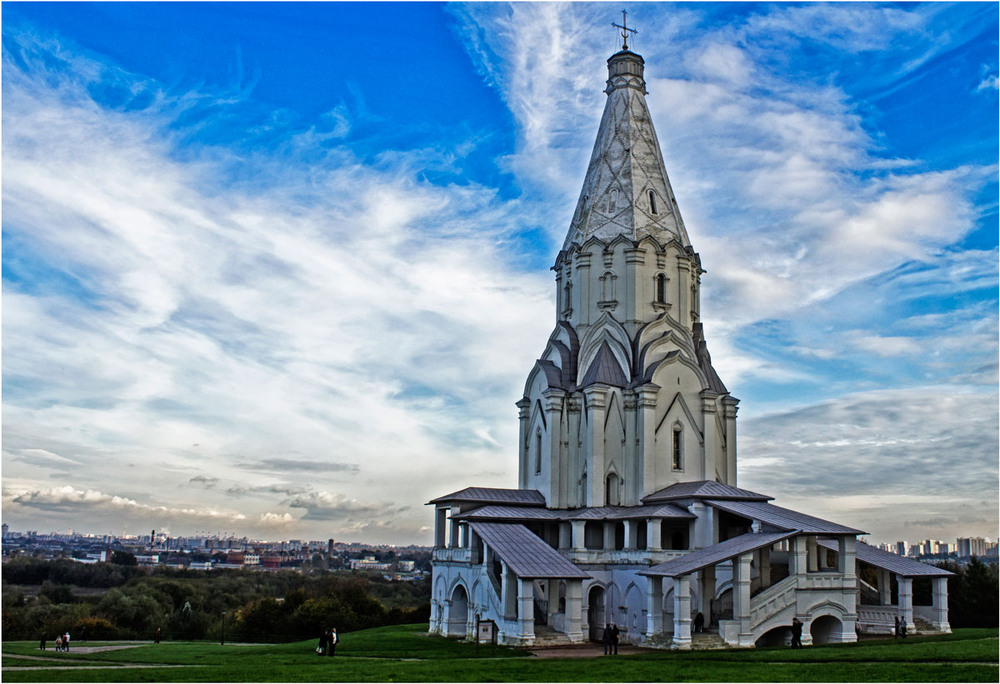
[672, 575, 692, 649]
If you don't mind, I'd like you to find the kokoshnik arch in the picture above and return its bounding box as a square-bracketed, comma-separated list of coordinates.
[427, 30, 952, 649]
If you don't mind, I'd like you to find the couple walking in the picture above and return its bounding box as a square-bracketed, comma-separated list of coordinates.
[317, 627, 339, 657]
[601, 623, 620, 655]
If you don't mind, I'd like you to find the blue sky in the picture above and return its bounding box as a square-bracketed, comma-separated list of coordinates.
[3, 2, 997, 546]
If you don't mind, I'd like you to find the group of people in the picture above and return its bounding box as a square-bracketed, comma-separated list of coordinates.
[894, 616, 908, 638]
[601, 623, 620, 655]
[317, 627, 339, 657]
[39, 632, 71, 652]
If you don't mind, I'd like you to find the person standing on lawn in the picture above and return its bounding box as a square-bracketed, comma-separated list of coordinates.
[790, 617, 803, 648]
[328, 627, 338, 657]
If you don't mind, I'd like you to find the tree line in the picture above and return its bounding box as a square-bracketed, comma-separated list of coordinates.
[2, 556, 430, 643]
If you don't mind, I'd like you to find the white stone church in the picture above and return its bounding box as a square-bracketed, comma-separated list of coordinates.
[428, 40, 951, 649]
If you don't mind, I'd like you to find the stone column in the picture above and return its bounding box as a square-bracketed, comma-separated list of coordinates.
[567, 395, 583, 507]
[603, 521, 616, 552]
[575, 251, 592, 328]
[806, 536, 818, 572]
[558, 522, 572, 550]
[623, 246, 646, 332]
[624, 519, 638, 550]
[722, 397, 739, 486]
[733, 553, 754, 646]
[931, 577, 951, 633]
[449, 506, 460, 548]
[672, 575, 692, 649]
[571, 520, 585, 553]
[517, 578, 535, 642]
[543, 389, 566, 506]
[429, 598, 440, 633]
[898, 577, 914, 630]
[699, 566, 716, 628]
[623, 390, 639, 505]
[638, 384, 659, 495]
[645, 575, 663, 638]
[442, 598, 453, 636]
[647, 518, 663, 552]
[878, 568, 892, 606]
[565, 580, 584, 642]
[690, 502, 714, 549]
[584, 386, 608, 506]
[677, 257, 691, 327]
[516, 397, 531, 489]
[435, 507, 448, 548]
[791, 536, 807, 577]
[699, 393, 717, 482]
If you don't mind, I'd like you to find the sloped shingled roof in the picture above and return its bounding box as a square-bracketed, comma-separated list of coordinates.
[640, 531, 795, 578]
[427, 487, 546, 507]
[818, 539, 953, 578]
[470, 522, 590, 579]
[453, 503, 694, 522]
[642, 480, 772, 504]
[579, 341, 629, 388]
[709, 499, 865, 535]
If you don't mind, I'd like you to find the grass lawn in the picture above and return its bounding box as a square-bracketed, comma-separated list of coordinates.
[2, 624, 996, 682]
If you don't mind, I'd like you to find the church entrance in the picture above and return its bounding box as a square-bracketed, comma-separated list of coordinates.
[447, 585, 469, 638]
[587, 586, 606, 642]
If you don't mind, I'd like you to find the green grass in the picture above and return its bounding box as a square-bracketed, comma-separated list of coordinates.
[2, 624, 996, 682]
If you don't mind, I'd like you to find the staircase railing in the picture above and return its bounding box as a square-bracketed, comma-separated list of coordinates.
[750, 575, 797, 629]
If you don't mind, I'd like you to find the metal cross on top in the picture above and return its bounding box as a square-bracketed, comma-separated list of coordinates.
[612, 9, 637, 51]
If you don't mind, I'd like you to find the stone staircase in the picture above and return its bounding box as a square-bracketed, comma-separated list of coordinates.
[691, 631, 729, 650]
[531, 625, 579, 647]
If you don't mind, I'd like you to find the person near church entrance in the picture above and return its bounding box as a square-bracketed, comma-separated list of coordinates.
[899, 617, 907, 638]
[894, 615, 900, 638]
[328, 627, 338, 656]
[611, 624, 620, 654]
[790, 617, 803, 649]
[694, 612, 705, 633]
[602, 624, 612, 655]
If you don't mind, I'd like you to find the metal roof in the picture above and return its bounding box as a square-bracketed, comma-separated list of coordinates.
[642, 480, 772, 504]
[470, 522, 590, 579]
[453, 502, 695, 523]
[427, 487, 546, 507]
[563, 503, 695, 521]
[453, 505, 561, 522]
[708, 499, 865, 535]
[817, 540, 953, 578]
[640, 531, 796, 578]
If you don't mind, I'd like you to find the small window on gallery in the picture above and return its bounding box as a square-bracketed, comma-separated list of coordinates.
[672, 426, 683, 470]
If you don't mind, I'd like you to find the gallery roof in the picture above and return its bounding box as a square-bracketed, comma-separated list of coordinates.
[818, 539, 953, 577]
[642, 480, 772, 504]
[640, 531, 796, 578]
[709, 499, 865, 535]
[427, 487, 546, 507]
[470, 522, 590, 580]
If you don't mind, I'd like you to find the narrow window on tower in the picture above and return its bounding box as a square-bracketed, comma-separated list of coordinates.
[535, 429, 542, 474]
[563, 280, 573, 316]
[649, 190, 658, 214]
[655, 273, 667, 304]
[672, 425, 683, 471]
[609, 188, 618, 211]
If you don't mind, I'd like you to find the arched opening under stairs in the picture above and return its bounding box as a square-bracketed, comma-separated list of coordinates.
[810, 614, 843, 645]
[755, 625, 791, 648]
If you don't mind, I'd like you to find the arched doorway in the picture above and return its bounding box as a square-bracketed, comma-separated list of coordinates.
[755, 625, 791, 648]
[810, 614, 842, 645]
[448, 584, 469, 638]
[587, 585, 606, 642]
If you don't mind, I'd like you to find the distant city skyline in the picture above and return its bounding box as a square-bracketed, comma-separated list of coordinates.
[3, 3, 998, 545]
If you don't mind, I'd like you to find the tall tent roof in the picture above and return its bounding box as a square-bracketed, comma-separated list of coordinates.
[563, 49, 689, 251]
